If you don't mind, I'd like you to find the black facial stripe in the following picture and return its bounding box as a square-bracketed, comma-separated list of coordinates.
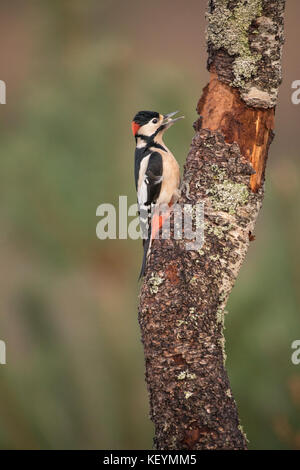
[156, 124, 166, 134]
[136, 134, 166, 152]
[151, 142, 167, 152]
[135, 133, 150, 143]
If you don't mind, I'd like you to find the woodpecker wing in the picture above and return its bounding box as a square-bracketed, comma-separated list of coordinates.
[137, 152, 163, 234]
[145, 152, 163, 204]
[137, 151, 162, 208]
[135, 151, 162, 278]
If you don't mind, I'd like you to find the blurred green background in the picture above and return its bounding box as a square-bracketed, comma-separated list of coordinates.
[0, 0, 299, 450]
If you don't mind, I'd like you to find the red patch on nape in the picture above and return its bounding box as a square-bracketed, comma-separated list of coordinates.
[131, 121, 140, 136]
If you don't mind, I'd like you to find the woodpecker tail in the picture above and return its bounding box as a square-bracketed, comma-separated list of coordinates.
[138, 212, 164, 280]
[139, 237, 151, 280]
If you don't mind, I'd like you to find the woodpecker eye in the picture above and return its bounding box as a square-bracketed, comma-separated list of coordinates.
[152, 118, 158, 124]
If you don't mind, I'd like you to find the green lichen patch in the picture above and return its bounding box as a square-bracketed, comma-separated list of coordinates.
[206, 180, 249, 215]
[207, 0, 262, 88]
[205, 222, 233, 240]
[149, 273, 164, 294]
[176, 319, 188, 327]
[177, 370, 197, 381]
[219, 336, 227, 365]
[209, 254, 220, 262]
[238, 424, 249, 443]
[216, 307, 225, 327]
[177, 371, 187, 380]
[233, 54, 261, 88]
[189, 276, 198, 285]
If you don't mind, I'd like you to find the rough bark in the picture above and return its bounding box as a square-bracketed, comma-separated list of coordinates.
[138, 0, 285, 450]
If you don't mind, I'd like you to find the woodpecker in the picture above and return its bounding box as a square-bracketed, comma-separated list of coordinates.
[132, 110, 184, 278]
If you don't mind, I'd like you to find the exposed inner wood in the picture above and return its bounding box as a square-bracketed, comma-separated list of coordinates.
[197, 72, 275, 192]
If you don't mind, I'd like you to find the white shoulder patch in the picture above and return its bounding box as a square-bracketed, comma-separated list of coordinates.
[137, 155, 150, 207]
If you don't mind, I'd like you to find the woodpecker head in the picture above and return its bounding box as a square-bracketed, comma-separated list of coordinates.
[131, 110, 184, 142]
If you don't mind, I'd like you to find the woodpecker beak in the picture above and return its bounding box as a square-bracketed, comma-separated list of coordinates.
[162, 111, 184, 129]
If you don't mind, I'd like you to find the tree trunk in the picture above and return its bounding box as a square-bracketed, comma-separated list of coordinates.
[138, 0, 285, 450]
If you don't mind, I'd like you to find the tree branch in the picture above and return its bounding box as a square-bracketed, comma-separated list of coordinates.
[138, 0, 285, 450]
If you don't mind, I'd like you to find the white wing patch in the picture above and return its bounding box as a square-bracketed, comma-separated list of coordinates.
[138, 179, 148, 208]
[137, 155, 150, 207]
[137, 155, 150, 240]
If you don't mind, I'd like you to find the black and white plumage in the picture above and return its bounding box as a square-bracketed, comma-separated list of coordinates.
[132, 110, 183, 278]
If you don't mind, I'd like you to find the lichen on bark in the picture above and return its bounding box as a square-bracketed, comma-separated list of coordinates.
[207, 0, 262, 88]
[207, 0, 285, 108]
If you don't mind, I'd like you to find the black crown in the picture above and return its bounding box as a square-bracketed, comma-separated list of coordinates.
[133, 110, 159, 125]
